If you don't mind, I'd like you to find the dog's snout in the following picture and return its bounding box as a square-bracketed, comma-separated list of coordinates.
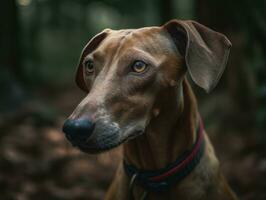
[62, 118, 95, 145]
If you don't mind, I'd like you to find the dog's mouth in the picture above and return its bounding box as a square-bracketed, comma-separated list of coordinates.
[63, 116, 146, 154]
[73, 129, 144, 154]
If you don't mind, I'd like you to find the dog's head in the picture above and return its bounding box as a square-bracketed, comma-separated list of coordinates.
[62, 20, 231, 153]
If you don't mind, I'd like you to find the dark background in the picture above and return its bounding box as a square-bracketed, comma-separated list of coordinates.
[1, 0, 266, 199]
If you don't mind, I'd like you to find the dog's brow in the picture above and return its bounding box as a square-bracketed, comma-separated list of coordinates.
[92, 51, 105, 62]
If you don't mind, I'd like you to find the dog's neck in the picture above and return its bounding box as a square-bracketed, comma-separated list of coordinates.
[123, 79, 199, 170]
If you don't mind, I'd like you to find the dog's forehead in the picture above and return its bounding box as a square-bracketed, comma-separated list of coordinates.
[96, 26, 175, 54]
[109, 26, 162, 39]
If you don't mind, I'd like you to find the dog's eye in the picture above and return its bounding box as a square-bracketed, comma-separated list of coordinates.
[84, 60, 94, 74]
[131, 61, 147, 73]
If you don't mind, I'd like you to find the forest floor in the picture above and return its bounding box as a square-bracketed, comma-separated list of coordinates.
[0, 87, 266, 200]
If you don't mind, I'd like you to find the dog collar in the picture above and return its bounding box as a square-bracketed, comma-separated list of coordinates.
[123, 119, 205, 192]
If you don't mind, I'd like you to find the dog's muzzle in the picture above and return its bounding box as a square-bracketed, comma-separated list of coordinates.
[62, 117, 122, 153]
[62, 117, 145, 153]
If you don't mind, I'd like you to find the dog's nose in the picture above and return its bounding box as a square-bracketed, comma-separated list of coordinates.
[62, 118, 95, 144]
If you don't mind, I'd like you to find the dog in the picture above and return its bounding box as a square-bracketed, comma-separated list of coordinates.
[62, 19, 238, 200]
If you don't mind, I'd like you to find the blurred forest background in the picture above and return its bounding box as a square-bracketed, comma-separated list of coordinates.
[1, 0, 266, 199]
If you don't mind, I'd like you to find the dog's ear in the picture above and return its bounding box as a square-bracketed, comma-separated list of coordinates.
[163, 20, 232, 92]
[76, 30, 109, 92]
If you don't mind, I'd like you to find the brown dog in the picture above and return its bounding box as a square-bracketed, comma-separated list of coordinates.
[62, 19, 238, 200]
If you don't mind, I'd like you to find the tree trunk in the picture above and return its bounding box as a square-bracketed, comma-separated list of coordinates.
[159, 0, 173, 24]
[0, 0, 22, 78]
[0, 0, 25, 114]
